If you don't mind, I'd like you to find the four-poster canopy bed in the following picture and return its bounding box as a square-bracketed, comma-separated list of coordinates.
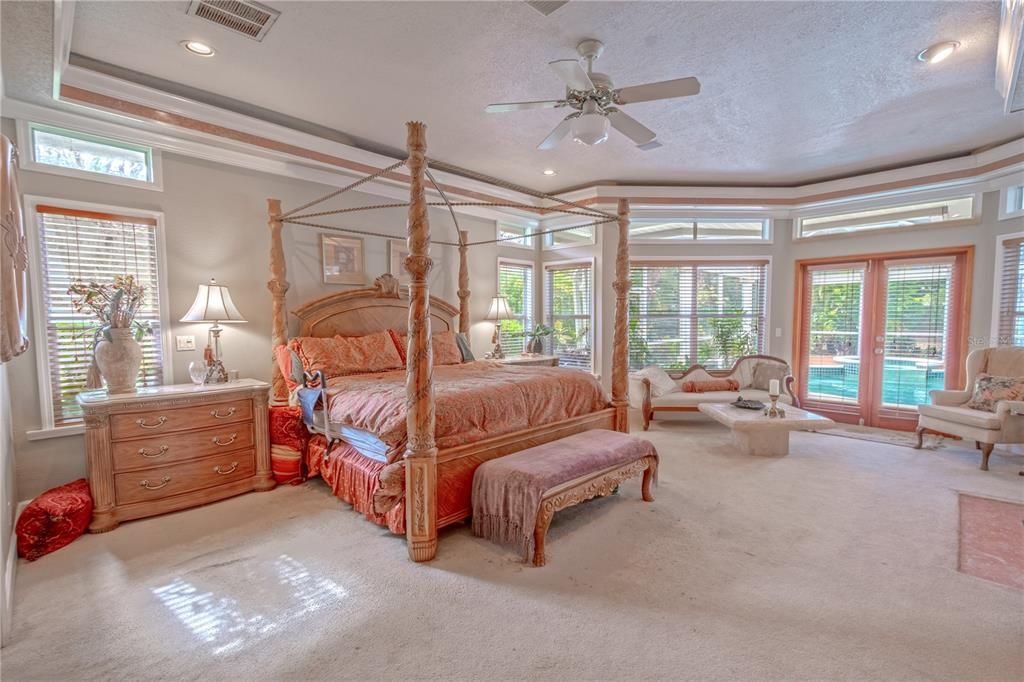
[266, 122, 633, 561]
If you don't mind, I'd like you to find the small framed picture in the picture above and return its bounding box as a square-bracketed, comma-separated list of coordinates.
[321, 235, 365, 285]
[387, 238, 410, 285]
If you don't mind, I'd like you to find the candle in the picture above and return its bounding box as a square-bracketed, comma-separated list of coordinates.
[769, 379, 780, 397]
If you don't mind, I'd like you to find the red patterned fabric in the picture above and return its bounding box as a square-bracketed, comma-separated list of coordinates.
[269, 406, 309, 484]
[292, 332, 403, 379]
[16, 479, 93, 561]
[274, 344, 300, 392]
[389, 329, 463, 366]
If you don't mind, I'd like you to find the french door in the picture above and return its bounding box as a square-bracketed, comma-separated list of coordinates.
[794, 248, 971, 430]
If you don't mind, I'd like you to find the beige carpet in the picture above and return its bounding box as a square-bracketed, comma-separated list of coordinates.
[3, 414, 1022, 681]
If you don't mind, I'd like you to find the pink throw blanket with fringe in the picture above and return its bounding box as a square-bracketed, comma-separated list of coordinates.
[471, 430, 658, 560]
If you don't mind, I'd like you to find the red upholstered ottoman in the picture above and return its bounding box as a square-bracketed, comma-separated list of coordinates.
[269, 405, 310, 484]
[16, 479, 93, 561]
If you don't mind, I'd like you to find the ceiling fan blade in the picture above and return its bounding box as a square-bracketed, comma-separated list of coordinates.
[548, 59, 595, 91]
[637, 140, 663, 151]
[537, 115, 577, 150]
[606, 108, 657, 146]
[614, 76, 701, 104]
[485, 100, 565, 113]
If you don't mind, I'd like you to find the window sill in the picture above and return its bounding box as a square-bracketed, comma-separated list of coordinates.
[26, 424, 85, 441]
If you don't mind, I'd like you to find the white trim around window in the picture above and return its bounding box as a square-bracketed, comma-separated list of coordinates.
[23, 196, 173, 439]
[999, 184, 1024, 221]
[16, 120, 164, 191]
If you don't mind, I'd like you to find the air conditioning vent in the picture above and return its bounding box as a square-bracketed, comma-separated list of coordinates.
[525, 1, 569, 17]
[186, 0, 280, 41]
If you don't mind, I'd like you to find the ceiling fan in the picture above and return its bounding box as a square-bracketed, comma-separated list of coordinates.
[485, 38, 701, 151]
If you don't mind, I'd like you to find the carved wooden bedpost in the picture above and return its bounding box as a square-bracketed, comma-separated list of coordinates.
[458, 229, 470, 337]
[267, 198, 290, 404]
[611, 198, 631, 433]
[404, 122, 438, 562]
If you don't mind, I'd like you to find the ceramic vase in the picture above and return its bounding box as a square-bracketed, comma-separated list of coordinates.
[94, 327, 142, 394]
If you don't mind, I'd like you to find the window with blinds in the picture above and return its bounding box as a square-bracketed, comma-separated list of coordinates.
[997, 235, 1024, 346]
[36, 205, 165, 425]
[629, 261, 768, 370]
[497, 260, 534, 354]
[803, 265, 865, 404]
[544, 262, 593, 369]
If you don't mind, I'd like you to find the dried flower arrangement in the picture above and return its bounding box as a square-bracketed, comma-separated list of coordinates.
[68, 275, 152, 389]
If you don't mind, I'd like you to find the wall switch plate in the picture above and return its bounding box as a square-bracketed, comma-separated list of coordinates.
[175, 335, 196, 351]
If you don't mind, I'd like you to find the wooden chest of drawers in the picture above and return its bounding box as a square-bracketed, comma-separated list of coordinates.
[77, 380, 274, 532]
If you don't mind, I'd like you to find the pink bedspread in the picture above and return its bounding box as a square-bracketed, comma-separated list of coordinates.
[323, 360, 608, 462]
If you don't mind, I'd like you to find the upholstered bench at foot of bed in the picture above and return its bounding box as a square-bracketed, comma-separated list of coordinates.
[471, 429, 658, 567]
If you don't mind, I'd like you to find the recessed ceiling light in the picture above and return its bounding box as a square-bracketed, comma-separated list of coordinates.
[181, 40, 216, 57]
[917, 41, 959, 64]
[542, 169, 557, 176]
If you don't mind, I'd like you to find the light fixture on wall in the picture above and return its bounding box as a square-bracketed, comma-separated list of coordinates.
[484, 296, 514, 359]
[180, 278, 246, 383]
[181, 40, 216, 57]
[917, 41, 959, 64]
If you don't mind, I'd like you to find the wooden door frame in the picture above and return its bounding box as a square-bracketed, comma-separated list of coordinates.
[792, 245, 973, 428]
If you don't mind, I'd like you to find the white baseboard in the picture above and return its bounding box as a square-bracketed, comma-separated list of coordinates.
[1, 501, 28, 647]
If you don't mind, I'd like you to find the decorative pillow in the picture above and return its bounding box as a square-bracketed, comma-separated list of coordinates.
[965, 373, 1024, 412]
[274, 344, 305, 392]
[292, 332, 403, 379]
[751, 362, 788, 391]
[388, 329, 464, 365]
[16, 479, 93, 561]
[682, 378, 740, 393]
[635, 366, 679, 398]
[455, 333, 475, 362]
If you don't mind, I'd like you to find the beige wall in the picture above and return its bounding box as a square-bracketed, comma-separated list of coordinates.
[2, 117, 526, 501]
[541, 190, 1024, 391]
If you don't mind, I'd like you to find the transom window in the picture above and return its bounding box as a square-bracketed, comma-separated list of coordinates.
[797, 196, 974, 239]
[544, 224, 595, 248]
[497, 259, 534, 354]
[629, 260, 769, 370]
[23, 123, 160, 188]
[629, 218, 768, 242]
[31, 202, 167, 427]
[544, 261, 594, 369]
[497, 222, 535, 248]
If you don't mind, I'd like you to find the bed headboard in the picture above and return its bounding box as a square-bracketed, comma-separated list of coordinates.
[291, 273, 461, 338]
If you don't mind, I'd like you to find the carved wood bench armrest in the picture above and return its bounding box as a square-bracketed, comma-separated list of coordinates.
[531, 455, 657, 567]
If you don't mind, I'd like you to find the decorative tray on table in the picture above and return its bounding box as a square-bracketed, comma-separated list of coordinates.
[731, 397, 766, 410]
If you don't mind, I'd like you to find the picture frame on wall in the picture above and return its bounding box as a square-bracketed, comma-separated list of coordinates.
[387, 238, 410, 285]
[321, 234, 365, 285]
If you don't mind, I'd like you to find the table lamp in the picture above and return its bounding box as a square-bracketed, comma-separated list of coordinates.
[180, 278, 246, 384]
[484, 295, 514, 359]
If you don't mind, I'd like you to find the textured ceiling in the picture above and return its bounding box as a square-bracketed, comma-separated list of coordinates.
[10, 1, 1024, 189]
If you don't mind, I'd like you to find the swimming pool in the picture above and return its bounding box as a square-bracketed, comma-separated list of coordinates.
[807, 356, 945, 406]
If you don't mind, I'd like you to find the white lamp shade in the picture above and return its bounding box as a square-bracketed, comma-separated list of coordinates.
[485, 296, 515, 321]
[180, 278, 247, 323]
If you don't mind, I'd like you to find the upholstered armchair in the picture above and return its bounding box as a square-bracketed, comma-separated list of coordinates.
[915, 346, 1024, 470]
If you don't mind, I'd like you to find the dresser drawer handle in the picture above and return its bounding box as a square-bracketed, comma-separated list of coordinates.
[212, 433, 238, 447]
[210, 407, 236, 419]
[138, 445, 169, 458]
[136, 416, 168, 429]
[214, 461, 239, 475]
[139, 476, 171, 490]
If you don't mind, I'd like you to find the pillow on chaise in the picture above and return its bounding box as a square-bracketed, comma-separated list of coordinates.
[682, 378, 740, 393]
[752, 361, 788, 391]
[635, 366, 679, 397]
[964, 373, 1024, 412]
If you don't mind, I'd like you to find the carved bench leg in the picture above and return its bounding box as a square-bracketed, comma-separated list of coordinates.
[533, 503, 554, 567]
[642, 457, 657, 502]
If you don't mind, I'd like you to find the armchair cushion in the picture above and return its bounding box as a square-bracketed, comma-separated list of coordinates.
[751, 361, 788, 391]
[634, 366, 679, 398]
[964, 373, 1024, 412]
[984, 346, 1024, 378]
[917, 403, 1003, 430]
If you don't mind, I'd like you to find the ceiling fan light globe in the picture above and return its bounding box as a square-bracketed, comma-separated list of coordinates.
[571, 113, 610, 146]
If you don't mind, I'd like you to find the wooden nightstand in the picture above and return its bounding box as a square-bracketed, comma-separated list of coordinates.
[77, 379, 274, 532]
[496, 354, 560, 367]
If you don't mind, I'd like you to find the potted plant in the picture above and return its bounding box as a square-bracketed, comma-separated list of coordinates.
[68, 275, 151, 394]
[525, 323, 555, 355]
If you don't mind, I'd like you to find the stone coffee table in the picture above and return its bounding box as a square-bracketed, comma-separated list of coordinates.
[698, 402, 835, 456]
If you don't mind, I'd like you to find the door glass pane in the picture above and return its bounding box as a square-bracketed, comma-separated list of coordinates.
[806, 266, 864, 403]
[882, 261, 951, 412]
